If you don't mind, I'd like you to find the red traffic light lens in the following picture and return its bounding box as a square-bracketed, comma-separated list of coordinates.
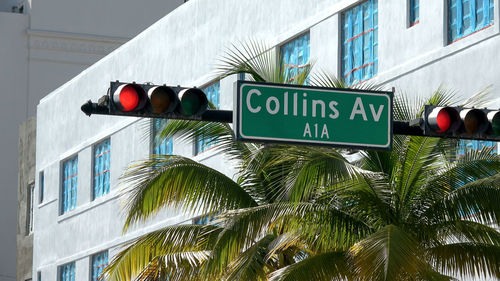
[427, 107, 460, 134]
[119, 85, 140, 111]
[436, 110, 451, 133]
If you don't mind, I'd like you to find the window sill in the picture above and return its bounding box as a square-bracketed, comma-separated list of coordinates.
[193, 143, 223, 162]
[38, 198, 57, 209]
[57, 191, 119, 223]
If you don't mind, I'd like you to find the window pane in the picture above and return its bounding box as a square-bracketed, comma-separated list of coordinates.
[92, 251, 108, 281]
[152, 118, 173, 155]
[342, 0, 378, 85]
[93, 139, 110, 200]
[280, 33, 310, 83]
[195, 81, 220, 155]
[62, 157, 78, 214]
[449, 0, 494, 42]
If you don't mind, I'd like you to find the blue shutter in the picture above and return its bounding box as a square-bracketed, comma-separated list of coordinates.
[449, 0, 494, 42]
[92, 251, 108, 281]
[342, 0, 377, 85]
[410, 0, 420, 25]
[152, 119, 173, 155]
[279, 33, 310, 83]
[62, 157, 77, 213]
[93, 139, 110, 200]
[196, 81, 220, 154]
[60, 262, 75, 281]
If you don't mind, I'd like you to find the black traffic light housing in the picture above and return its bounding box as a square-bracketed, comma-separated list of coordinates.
[423, 105, 500, 140]
[109, 81, 208, 117]
[81, 81, 232, 122]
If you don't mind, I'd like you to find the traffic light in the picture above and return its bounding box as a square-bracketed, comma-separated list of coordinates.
[110, 81, 208, 117]
[81, 81, 212, 119]
[423, 105, 500, 140]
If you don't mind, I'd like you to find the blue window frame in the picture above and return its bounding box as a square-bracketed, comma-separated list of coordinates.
[152, 119, 173, 155]
[410, 0, 420, 26]
[280, 33, 310, 83]
[61, 156, 78, 214]
[449, 0, 494, 42]
[39, 171, 44, 204]
[91, 251, 108, 281]
[195, 82, 220, 155]
[93, 139, 110, 200]
[60, 262, 75, 281]
[341, 0, 378, 86]
[457, 139, 498, 156]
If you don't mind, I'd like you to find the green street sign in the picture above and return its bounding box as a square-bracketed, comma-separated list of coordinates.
[233, 81, 393, 150]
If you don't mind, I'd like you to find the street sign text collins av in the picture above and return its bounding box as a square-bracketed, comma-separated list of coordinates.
[233, 81, 393, 150]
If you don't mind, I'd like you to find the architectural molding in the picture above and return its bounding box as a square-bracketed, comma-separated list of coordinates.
[28, 29, 129, 55]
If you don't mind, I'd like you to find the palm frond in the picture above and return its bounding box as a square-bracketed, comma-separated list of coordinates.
[103, 224, 220, 281]
[120, 155, 258, 231]
[349, 225, 425, 281]
[268, 251, 351, 281]
[427, 243, 500, 279]
[224, 234, 276, 281]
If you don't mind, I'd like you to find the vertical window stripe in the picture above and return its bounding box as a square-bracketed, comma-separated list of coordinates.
[342, 0, 378, 86]
[280, 33, 310, 83]
[93, 139, 110, 200]
[91, 251, 108, 281]
[449, 0, 494, 42]
[62, 157, 78, 214]
[195, 82, 220, 155]
[152, 119, 173, 155]
[60, 262, 75, 281]
[410, 0, 420, 26]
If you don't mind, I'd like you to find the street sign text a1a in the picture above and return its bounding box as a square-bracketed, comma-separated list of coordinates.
[233, 81, 393, 150]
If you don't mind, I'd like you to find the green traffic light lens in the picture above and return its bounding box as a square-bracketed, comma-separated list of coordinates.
[490, 112, 500, 136]
[179, 88, 208, 116]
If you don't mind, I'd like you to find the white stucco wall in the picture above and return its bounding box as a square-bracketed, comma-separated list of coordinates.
[35, 0, 500, 280]
[2, 1, 185, 281]
[0, 11, 28, 281]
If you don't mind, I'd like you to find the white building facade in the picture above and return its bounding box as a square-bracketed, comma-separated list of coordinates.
[34, 0, 500, 280]
[2, 1, 185, 281]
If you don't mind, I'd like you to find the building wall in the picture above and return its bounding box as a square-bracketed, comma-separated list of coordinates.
[17, 117, 36, 281]
[35, 0, 500, 280]
[0, 11, 29, 281]
[6, 1, 185, 281]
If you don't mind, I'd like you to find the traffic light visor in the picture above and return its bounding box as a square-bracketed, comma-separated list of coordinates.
[428, 107, 460, 133]
[488, 111, 500, 136]
[460, 109, 488, 134]
[148, 86, 178, 114]
[113, 84, 146, 112]
[178, 88, 208, 116]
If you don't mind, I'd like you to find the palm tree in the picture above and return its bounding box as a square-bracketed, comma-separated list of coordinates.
[102, 42, 500, 281]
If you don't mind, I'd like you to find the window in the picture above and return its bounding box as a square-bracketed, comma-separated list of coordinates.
[280, 33, 310, 83]
[93, 139, 110, 200]
[409, 0, 420, 26]
[449, 0, 494, 42]
[37, 271, 41, 281]
[152, 119, 173, 155]
[26, 183, 35, 235]
[59, 262, 75, 281]
[91, 251, 108, 281]
[457, 140, 498, 157]
[195, 82, 220, 155]
[39, 171, 44, 204]
[341, 0, 378, 85]
[61, 156, 78, 214]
